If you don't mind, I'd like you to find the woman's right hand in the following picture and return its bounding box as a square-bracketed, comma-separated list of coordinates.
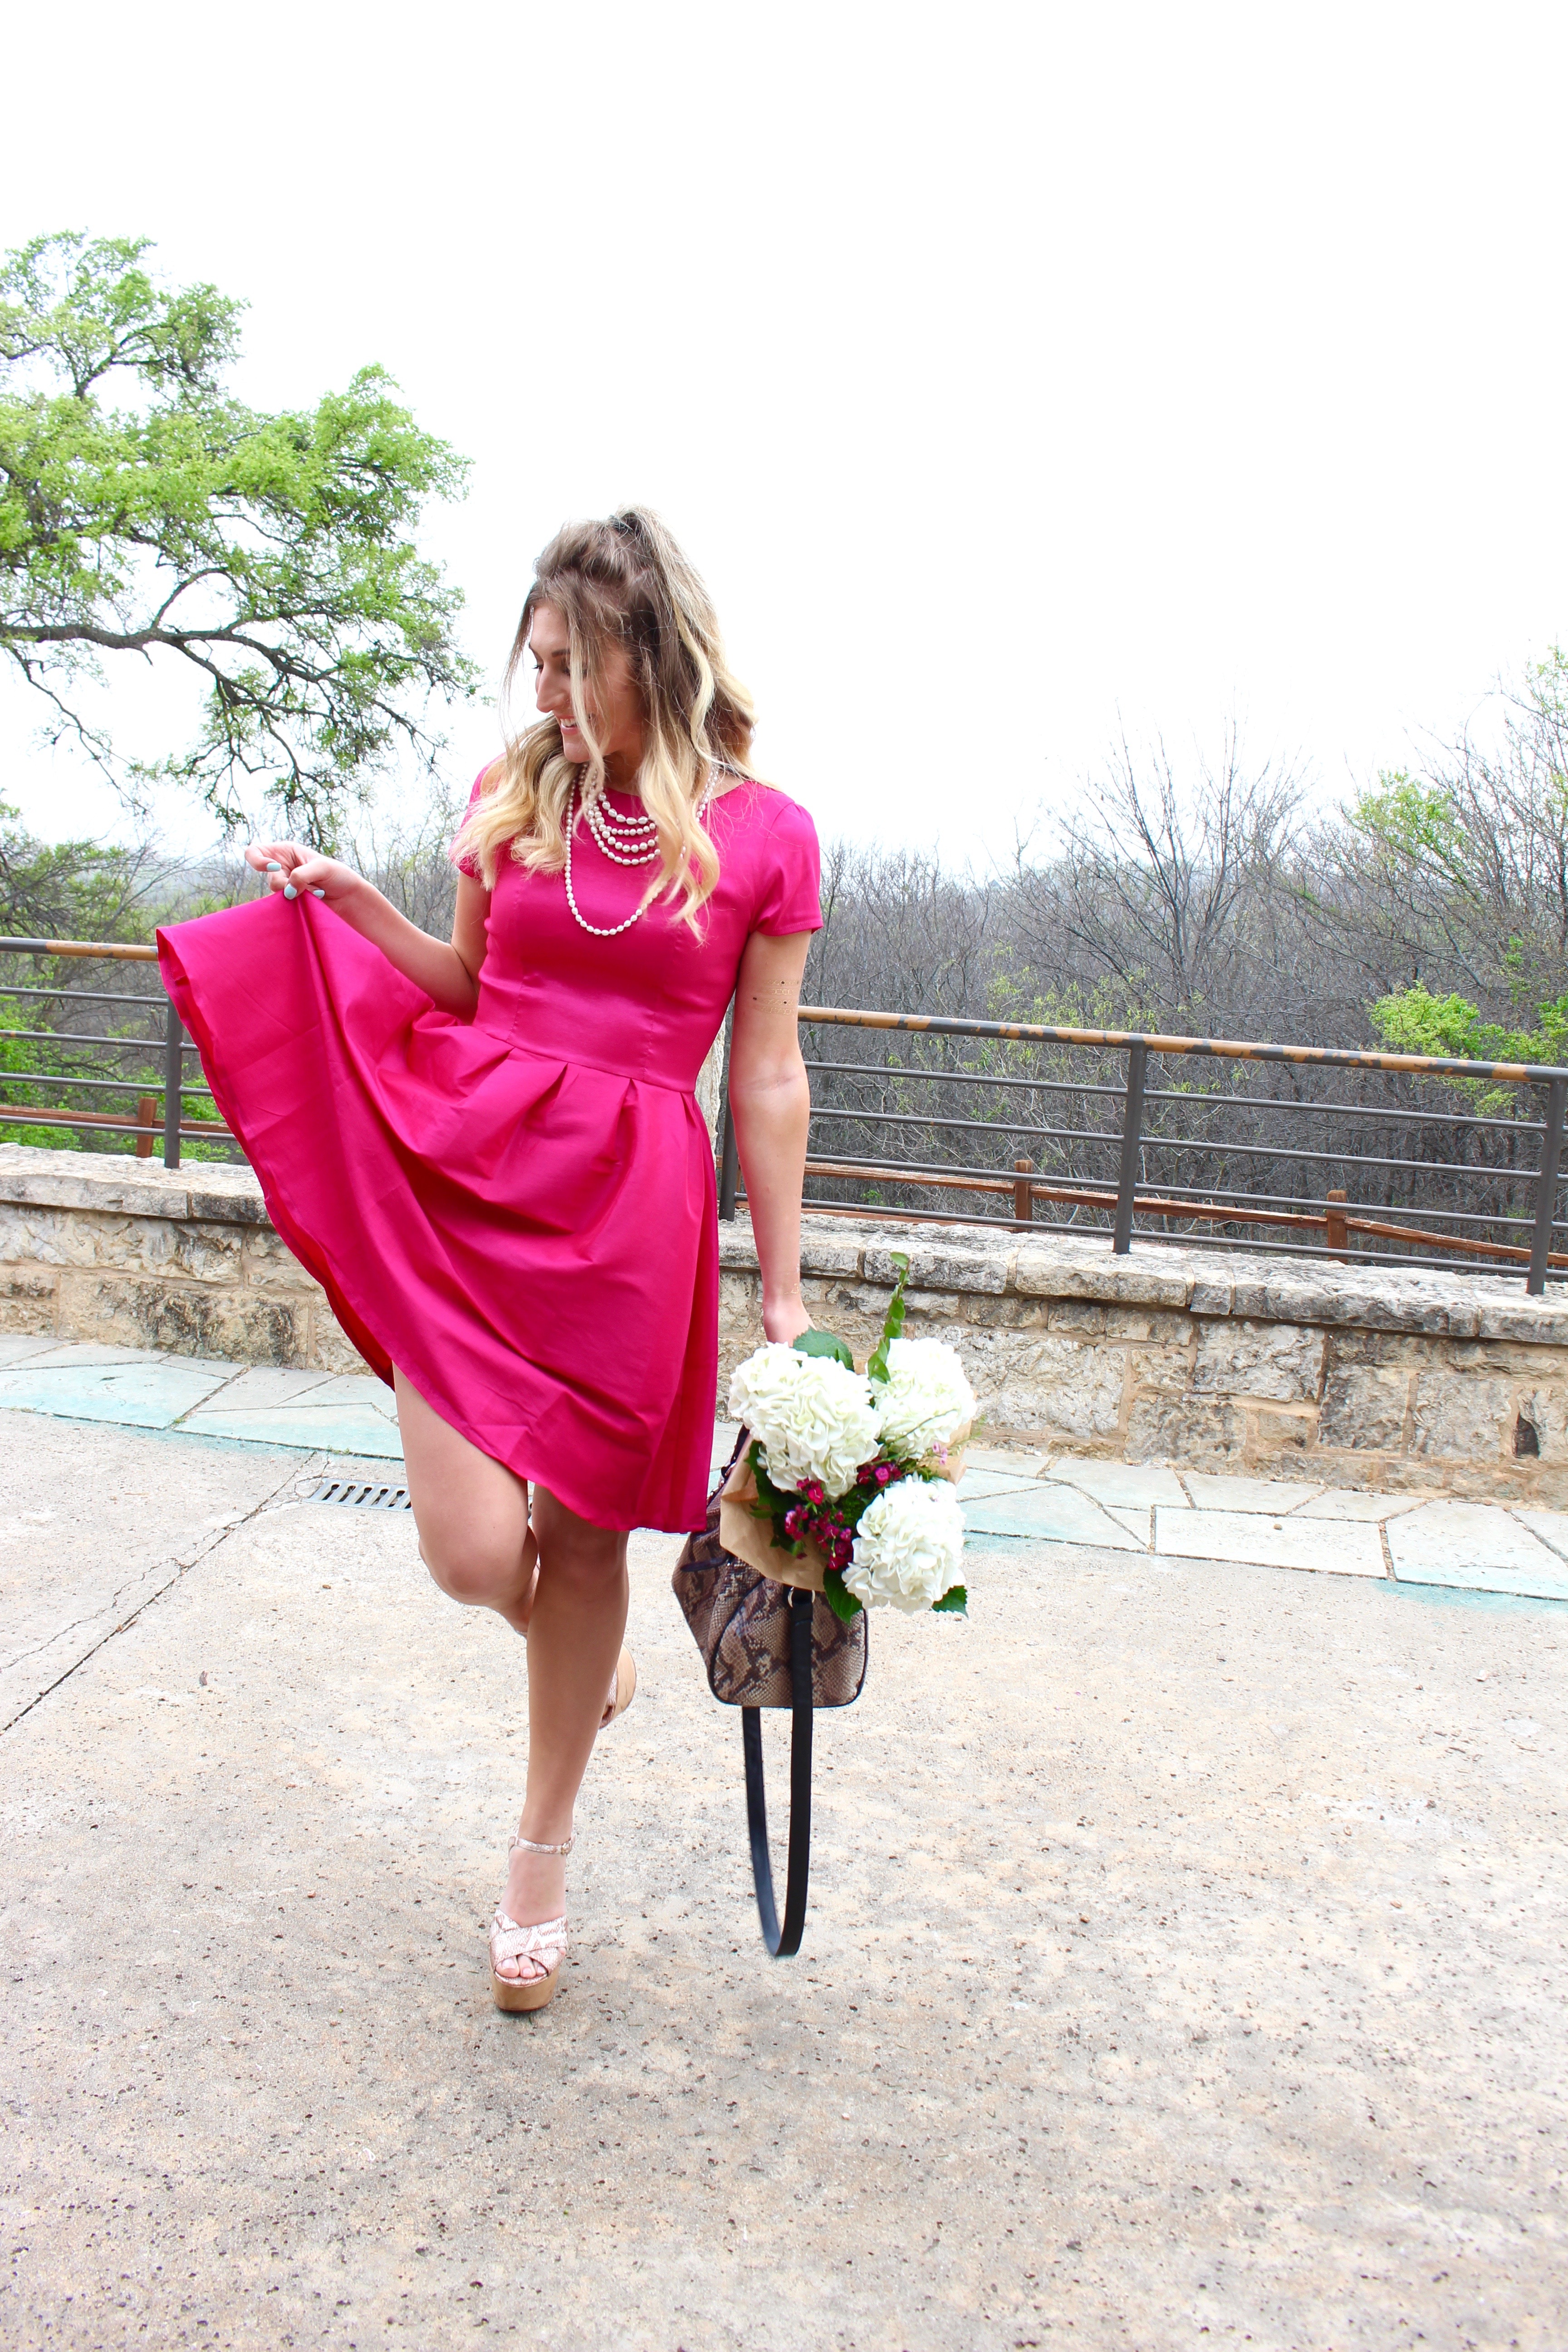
[245, 842, 362, 905]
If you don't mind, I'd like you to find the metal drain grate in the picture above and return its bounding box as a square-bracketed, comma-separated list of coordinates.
[309, 1477, 412, 1511]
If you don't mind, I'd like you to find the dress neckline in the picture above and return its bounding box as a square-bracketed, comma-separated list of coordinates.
[598, 771, 752, 813]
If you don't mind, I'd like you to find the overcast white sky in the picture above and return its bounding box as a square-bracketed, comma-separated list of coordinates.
[2, 0, 1565, 867]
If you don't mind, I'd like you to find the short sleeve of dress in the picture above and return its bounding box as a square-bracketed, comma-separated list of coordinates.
[450, 768, 490, 881]
[752, 797, 823, 936]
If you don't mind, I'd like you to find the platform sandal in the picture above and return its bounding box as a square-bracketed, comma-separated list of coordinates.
[599, 1646, 637, 1731]
[489, 1831, 573, 2014]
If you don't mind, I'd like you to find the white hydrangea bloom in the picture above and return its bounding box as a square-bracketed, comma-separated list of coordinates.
[727, 1344, 882, 1499]
[843, 1475, 965, 1612]
[872, 1337, 977, 1460]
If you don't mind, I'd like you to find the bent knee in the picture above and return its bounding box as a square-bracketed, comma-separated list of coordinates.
[419, 1530, 528, 1608]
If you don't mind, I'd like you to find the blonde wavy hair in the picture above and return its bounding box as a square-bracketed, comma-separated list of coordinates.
[452, 507, 756, 929]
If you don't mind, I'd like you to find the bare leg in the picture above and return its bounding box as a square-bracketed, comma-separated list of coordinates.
[394, 1369, 536, 1631]
[501, 1485, 630, 1971]
[393, 1369, 629, 1984]
[396, 1370, 624, 1715]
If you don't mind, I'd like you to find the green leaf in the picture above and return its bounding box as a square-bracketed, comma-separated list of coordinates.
[747, 1438, 799, 1548]
[867, 1251, 911, 1385]
[931, 1585, 968, 1615]
[792, 1328, 855, 1369]
[822, 1568, 862, 1622]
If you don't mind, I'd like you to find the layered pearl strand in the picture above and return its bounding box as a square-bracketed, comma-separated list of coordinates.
[563, 761, 734, 938]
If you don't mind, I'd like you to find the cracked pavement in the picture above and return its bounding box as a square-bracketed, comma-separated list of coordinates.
[1, 1415, 1564, 2350]
[0, 1411, 314, 1733]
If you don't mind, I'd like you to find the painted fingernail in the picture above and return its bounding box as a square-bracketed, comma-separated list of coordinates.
[265, 860, 282, 872]
[311, 887, 326, 899]
[283, 883, 298, 901]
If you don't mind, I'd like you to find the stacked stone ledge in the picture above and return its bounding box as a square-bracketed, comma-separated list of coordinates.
[0, 1145, 365, 1376]
[720, 1214, 1568, 1507]
[1, 1145, 1564, 1503]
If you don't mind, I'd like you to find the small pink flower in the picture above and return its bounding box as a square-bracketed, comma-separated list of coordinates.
[875, 1465, 892, 1485]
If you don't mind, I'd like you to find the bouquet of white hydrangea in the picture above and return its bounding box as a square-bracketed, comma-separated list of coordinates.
[726, 1346, 882, 1498]
[872, 1335, 977, 1466]
[722, 1252, 971, 1619]
[843, 1474, 966, 1613]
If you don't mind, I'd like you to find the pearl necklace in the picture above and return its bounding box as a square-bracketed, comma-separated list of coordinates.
[564, 762, 733, 937]
[581, 789, 658, 866]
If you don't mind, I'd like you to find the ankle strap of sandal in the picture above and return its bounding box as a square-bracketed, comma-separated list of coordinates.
[510, 1831, 575, 1857]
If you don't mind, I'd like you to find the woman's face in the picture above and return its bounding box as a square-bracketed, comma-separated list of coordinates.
[528, 601, 645, 774]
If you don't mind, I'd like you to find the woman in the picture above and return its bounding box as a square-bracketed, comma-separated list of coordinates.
[157, 508, 818, 2013]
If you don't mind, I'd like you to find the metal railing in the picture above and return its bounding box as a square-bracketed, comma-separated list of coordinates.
[6, 946, 1563, 1295]
[718, 1005, 1568, 1296]
[0, 936, 235, 1168]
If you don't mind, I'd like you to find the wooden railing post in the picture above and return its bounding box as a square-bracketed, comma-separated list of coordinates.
[1013, 1157, 1034, 1226]
[1112, 1040, 1148, 1256]
[1325, 1187, 1349, 1261]
[135, 1094, 158, 1159]
[1527, 1076, 1567, 1295]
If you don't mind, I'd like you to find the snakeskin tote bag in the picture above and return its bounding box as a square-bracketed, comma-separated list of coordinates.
[672, 1429, 867, 1955]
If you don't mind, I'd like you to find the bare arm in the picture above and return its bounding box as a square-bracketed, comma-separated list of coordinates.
[245, 842, 490, 1019]
[728, 927, 813, 1344]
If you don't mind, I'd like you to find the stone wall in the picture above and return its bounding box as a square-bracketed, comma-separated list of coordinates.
[0, 1147, 362, 1373]
[719, 1215, 1568, 1506]
[3, 1144, 1564, 1502]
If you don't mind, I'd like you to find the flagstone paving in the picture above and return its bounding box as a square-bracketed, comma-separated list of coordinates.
[0, 1333, 403, 1456]
[955, 1446, 1568, 1604]
[0, 1338, 235, 1430]
[1152, 1504, 1388, 1578]
[0, 1343, 1564, 1604]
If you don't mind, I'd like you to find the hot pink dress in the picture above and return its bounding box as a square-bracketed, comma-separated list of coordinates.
[156, 776, 821, 1532]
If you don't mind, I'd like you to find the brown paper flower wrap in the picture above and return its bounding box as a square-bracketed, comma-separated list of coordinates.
[718, 1431, 972, 1595]
[718, 1454, 829, 1592]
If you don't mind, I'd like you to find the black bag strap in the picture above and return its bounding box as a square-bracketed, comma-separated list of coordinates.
[740, 1586, 814, 1956]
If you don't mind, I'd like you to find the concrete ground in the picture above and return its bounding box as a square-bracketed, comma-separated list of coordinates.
[2, 1403, 1565, 2351]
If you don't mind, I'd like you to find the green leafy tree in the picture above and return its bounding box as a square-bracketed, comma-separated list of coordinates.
[0, 803, 147, 1147]
[0, 232, 476, 843]
[1352, 657, 1568, 1104]
[0, 800, 169, 940]
[1369, 982, 1568, 1069]
[1367, 980, 1568, 1118]
[1344, 650, 1568, 1018]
